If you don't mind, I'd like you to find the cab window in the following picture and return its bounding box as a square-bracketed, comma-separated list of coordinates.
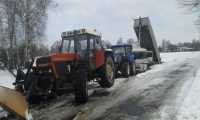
[95, 39, 102, 50]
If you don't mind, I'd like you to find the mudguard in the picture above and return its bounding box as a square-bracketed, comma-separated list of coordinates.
[0, 86, 32, 120]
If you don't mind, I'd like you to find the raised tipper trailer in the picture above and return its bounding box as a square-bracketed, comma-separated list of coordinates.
[134, 17, 161, 64]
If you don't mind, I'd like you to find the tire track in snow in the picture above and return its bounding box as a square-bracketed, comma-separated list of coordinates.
[93, 58, 199, 120]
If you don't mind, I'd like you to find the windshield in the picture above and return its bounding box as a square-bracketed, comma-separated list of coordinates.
[76, 39, 87, 52]
[62, 37, 88, 53]
[112, 47, 125, 55]
[126, 47, 132, 53]
[62, 39, 75, 53]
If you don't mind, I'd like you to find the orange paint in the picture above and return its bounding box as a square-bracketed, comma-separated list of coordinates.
[95, 49, 105, 69]
[50, 53, 80, 79]
[51, 53, 80, 62]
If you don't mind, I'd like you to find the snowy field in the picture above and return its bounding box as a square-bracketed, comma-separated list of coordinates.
[149, 52, 200, 120]
[0, 51, 200, 120]
[160, 52, 200, 120]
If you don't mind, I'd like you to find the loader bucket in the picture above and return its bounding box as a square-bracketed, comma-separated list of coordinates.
[0, 86, 32, 120]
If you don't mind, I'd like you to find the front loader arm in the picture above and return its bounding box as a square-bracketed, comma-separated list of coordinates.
[0, 86, 32, 120]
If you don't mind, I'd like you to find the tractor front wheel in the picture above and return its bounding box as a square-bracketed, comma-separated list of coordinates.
[74, 69, 88, 104]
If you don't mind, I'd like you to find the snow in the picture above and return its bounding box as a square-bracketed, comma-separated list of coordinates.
[176, 68, 200, 120]
[0, 70, 15, 118]
[161, 51, 200, 63]
[1, 51, 200, 120]
[151, 51, 200, 120]
[0, 70, 15, 89]
[84, 52, 200, 119]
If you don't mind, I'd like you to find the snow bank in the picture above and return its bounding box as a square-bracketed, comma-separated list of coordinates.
[161, 52, 200, 63]
[176, 68, 200, 120]
[150, 51, 200, 120]
[0, 70, 15, 89]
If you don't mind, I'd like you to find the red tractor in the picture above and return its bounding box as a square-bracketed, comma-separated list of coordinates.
[14, 29, 115, 104]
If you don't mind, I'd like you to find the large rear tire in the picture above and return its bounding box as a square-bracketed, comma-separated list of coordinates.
[99, 56, 115, 88]
[74, 69, 88, 104]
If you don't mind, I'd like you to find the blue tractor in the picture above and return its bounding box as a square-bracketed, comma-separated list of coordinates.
[111, 44, 136, 77]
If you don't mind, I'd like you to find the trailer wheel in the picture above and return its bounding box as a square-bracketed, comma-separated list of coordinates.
[130, 63, 136, 76]
[122, 62, 130, 77]
[99, 56, 115, 88]
[74, 69, 88, 104]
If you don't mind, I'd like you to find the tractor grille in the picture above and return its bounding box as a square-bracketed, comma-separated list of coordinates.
[54, 61, 72, 77]
[36, 56, 51, 65]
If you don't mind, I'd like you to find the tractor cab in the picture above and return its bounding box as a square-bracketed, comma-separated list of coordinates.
[60, 29, 105, 71]
[111, 44, 136, 77]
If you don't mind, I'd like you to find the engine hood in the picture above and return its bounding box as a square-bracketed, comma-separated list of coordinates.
[36, 56, 51, 66]
[36, 53, 80, 67]
[50, 53, 80, 62]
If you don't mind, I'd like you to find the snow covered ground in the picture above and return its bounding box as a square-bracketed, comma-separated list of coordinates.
[158, 52, 200, 120]
[176, 69, 200, 120]
[0, 70, 15, 89]
[1, 51, 200, 120]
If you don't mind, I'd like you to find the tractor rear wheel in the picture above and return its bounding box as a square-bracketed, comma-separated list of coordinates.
[99, 56, 115, 88]
[74, 69, 88, 104]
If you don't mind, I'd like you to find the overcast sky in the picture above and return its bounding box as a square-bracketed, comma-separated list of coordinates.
[46, 0, 199, 46]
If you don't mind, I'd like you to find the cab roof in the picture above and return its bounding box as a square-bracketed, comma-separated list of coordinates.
[111, 44, 132, 48]
[62, 28, 101, 37]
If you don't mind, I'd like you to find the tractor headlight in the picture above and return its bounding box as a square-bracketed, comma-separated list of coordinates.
[66, 65, 71, 73]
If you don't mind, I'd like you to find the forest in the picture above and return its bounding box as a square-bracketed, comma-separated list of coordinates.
[0, 0, 51, 70]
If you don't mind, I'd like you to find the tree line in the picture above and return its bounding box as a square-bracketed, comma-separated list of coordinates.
[0, 0, 51, 70]
[160, 39, 200, 52]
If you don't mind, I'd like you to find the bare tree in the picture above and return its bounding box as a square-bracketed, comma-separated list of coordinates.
[178, 0, 200, 25]
[127, 38, 135, 45]
[117, 37, 124, 45]
[0, 0, 52, 69]
[23, 0, 51, 61]
[51, 40, 62, 53]
[102, 40, 112, 49]
[178, 0, 200, 9]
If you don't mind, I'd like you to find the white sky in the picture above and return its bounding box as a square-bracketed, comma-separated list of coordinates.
[46, 0, 199, 46]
